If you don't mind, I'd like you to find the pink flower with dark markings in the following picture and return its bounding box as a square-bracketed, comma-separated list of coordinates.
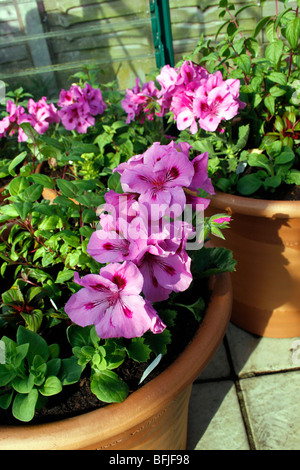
[136, 242, 193, 302]
[57, 83, 106, 133]
[120, 142, 194, 218]
[25, 96, 60, 134]
[121, 78, 159, 124]
[65, 261, 166, 339]
[0, 100, 32, 141]
[185, 152, 215, 210]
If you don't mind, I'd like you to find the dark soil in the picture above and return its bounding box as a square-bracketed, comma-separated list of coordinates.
[265, 183, 300, 201]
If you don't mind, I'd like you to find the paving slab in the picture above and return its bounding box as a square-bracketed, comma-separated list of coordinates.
[226, 323, 300, 376]
[197, 340, 231, 381]
[240, 371, 300, 450]
[187, 380, 250, 450]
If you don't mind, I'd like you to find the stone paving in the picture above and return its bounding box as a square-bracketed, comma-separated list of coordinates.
[186, 322, 300, 450]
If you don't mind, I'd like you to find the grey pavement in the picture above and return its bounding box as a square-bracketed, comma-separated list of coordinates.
[187, 322, 300, 450]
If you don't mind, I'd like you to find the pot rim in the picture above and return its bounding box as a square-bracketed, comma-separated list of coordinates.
[210, 191, 300, 219]
[0, 272, 232, 450]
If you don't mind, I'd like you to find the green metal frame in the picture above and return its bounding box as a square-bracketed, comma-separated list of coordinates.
[150, 0, 174, 68]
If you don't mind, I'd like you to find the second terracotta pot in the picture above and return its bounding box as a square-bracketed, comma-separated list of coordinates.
[207, 191, 300, 338]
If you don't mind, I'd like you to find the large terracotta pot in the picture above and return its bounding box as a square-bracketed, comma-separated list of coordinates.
[207, 191, 300, 338]
[0, 273, 232, 450]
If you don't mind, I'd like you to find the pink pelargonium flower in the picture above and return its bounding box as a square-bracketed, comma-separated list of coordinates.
[65, 261, 166, 339]
[25, 96, 60, 134]
[83, 83, 107, 116]
[0, 100, 31, 142]
[185, 152, 215, 210]
[87, 216, 146, 264]
[136, 242, 193, 302]
[121, 78, 160, 124]
[120, 142, 194, 218]
[193, 73, 245, 132]
[58, 83, 106, 133]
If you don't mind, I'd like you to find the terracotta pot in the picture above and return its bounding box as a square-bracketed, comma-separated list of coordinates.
[0, 272, 232, 450]
[207, 191, 300, 338]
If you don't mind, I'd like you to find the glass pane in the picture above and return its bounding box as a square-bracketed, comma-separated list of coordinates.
[0, 0, 156, 98]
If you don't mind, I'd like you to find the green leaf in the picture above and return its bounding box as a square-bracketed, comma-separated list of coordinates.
[12, 374, 34, 394]
[126, 338, 151, 362]
[12, 389, 39, 422]
[20, 309, 43, 333]
[144, 329, 171, 356]
[248, 153, 272, 174]
[16, 325, 49, 366]
[56, 179, 78, 198]
[264, 175, 281, 189]
[191, 246, 237, 278]
[236, 54, 251, 75]
[90, 371, 129, 403]
[237, 173, 263, 195]
[14, 201, 33, 221]
[56, 269, 75, 283]
[285, 16, 300, 49]
[46, 358, 61, 378]
[264, 95, 275, 115]
[107, 171, 123, 193]
[39, 376, 62, 396]
[0, 391, 13, 410]
[233, 124, 250, 151]
[38, 215, 60, 230]
[0, 365, 17, 386]
[8, 176, 30, 197]
[265, 40, 284, 66]
[285, 169, 300, 185]
[275, 148, 295, 165]
[268, 72, 287, 86]
[269, 86, 286, 97]
[59, 356, 83, 385]
[0, 204, 19, 220]
[28, 173, 56, 189]
[67, 324, 93, 348]
[253, 16, 271, 37]
[22, 183, 43, 203]
[8, 151, 27, 177]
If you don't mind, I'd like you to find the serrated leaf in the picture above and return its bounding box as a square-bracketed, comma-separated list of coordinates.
[127, 338, 151, 362]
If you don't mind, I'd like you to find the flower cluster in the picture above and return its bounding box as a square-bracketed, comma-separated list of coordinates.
[122, 60, 245, 134]
[0, 83, 106, 141]
[57, 83, 106, 133]
[121, 78, 159, 124]
[65, 141, 215, 339]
